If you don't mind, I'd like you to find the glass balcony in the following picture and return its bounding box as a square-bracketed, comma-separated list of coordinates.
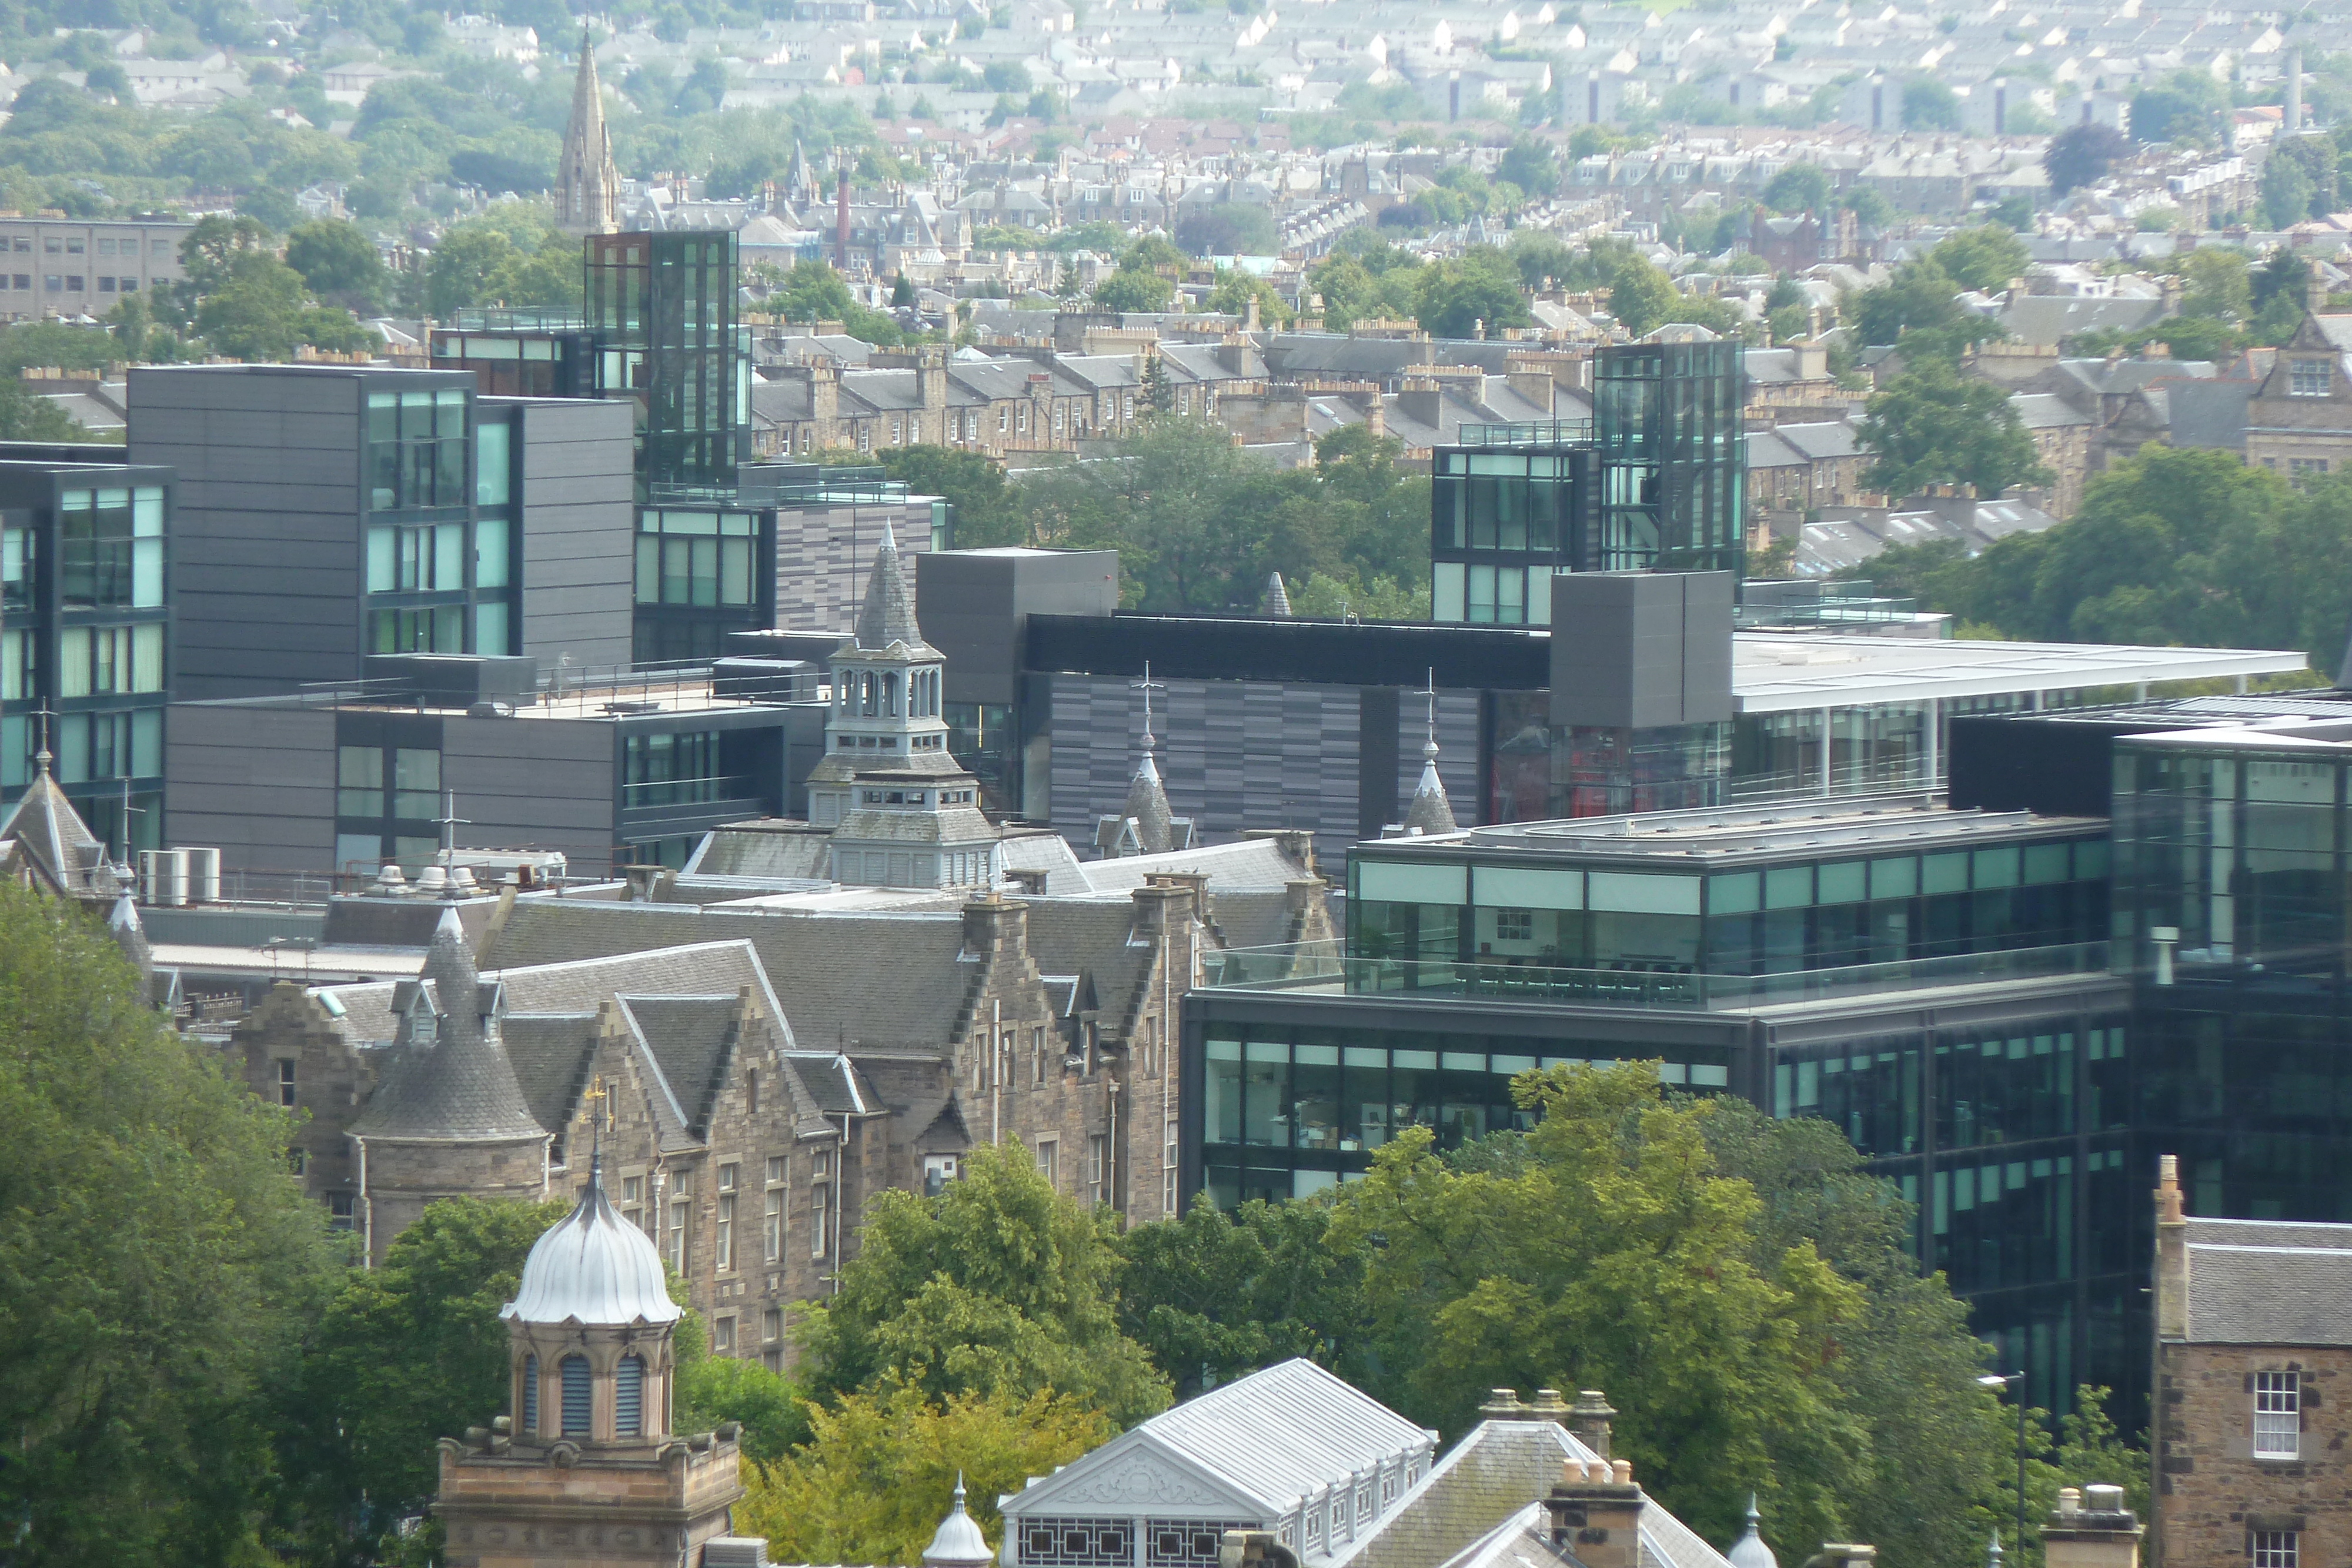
[1198, 940, 2114, 1011]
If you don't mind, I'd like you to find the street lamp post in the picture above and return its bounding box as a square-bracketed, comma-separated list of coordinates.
[1980, 1371, 2029, 1560]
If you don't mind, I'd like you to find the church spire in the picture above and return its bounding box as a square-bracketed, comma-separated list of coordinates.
[556, 29, 619, 235]
[1401, 667, 1458, 837]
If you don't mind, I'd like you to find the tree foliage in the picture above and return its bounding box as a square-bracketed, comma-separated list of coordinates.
[1932, 225, 2030, 294]
[795, 1141, 1171, 1426]
[1859, 357, 2052, 499]
[1838, 444, 2352, 665]
[1764, 162, 1831, 214]
[0, 882, 338, 1567]
[1608, 255, 1676, 337]
[1116, 1196, 1372, 1398]
[2044, 123, 2129, 194]
[1329, 1063, 1866, 1554]
[276, 1195, 570, 1563]
[739, 1382, 1112, 1568]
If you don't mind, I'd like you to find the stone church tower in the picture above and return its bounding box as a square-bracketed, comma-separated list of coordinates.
[435, 1158, 746, 1566]
[555, 31, 620, 236]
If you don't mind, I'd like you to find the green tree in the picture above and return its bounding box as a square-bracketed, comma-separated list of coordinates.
[1094, 266, 1176, 313]
[276, 1196, 570, 1562]
[2130, 71, 2225, 146]
[1498, 134, 1561, 198]
[1842, 185, 1895, 228]
[285, 218, 390, 314]
[1606, 255, 1676, 337]
[678, 1355, 811, 1465]
[738, 1382, 1112, 1567]
[1116, 1196, 1372, 1398]
[426, 223, 523, 316]
[1764, 162, 1831, 213]
[2270, 131, 2340, 218]
[178, 212, 277, 295]
[2263, 152, 2318, 229]
[0, 882, 338, 1567]
[864, 444, 1018, 545]
[1208, 266, 1292, 326]
[2180, 247, 2252, 322]
[1175, 201, 1278, 256]
[794, 1141, 1172, 1425]
[1859, 358, 2052, 499]
[194, 252, 377, 360]
[1329, 1062, 1866, 1552]
[1902, 77, 1962, 130]
[0, 373, 103, 440]
[1932, 224, 2030, 293]
[1506, 230, 1578, 290]
[1416, 249, 1534, 339]
[2044, 123, 2129, 195]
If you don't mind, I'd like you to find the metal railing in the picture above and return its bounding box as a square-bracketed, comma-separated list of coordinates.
[1455, 419, 1597, 449]
[620, 773, 759, 809]
[1200, 941, 2114, 1011]
[448, 309, 590, 332]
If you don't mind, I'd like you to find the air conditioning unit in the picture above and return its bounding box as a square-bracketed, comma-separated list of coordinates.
[140, 848, 188, 907]
[183, 846, 221, 903]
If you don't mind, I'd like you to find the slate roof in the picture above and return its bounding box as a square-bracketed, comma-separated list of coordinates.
[501, 1012, 600, 1147]
[2169, 378, 2255, 450]
[1997, 296, 2167, 348]
[686, 823, 836, 879]
[1339, 1422, 1733, 1568]
[2180, 1214, 2352, 1345]
[617, 994, 743, 1137]
[855, 517, 934, 654]
[0, 762, 113, 898]
[348, 910, 544, 1143]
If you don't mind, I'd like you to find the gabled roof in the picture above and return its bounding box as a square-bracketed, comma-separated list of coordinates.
[2179, 1214, 2352, 1345]
[0, 761, 113, 899]
[1006, 1359, 1434, 1522]
[616, 993, 743, 1138]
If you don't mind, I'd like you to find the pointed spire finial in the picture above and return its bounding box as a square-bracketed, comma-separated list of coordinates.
[1132, 661, 1163, 756]
[1987, 1529, 2003, 1568]
[1419, 666, 1439, 763]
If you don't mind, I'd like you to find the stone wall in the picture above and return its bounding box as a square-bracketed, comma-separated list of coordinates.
[2154, 1343, 2352, 1568]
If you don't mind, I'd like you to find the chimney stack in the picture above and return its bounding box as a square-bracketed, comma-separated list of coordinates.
[837, 168, 852, 270]
[1569, 1390, 1618, 1459]
[2045, 1485, 2143, 1568]
[1542, 1458, 1643, 1568]
[2155, 1154, 2189, 1340]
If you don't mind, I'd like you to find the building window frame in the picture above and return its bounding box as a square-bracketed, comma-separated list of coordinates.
[2252, 1532, 2298, 1568]
[2255, 1371, 2301, 1459]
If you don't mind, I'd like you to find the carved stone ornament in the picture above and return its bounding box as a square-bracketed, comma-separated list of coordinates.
[1048, 1452, 1231, 1510]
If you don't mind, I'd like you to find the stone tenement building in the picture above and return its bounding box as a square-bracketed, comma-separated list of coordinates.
[226, 529, 1329, 1358]
[2151, 1154, 2352, 1568]
[2246, 310, 2352, 481]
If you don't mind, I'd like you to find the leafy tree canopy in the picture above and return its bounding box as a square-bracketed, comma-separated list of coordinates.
[794, 1142, 1172, 1425]
[1859, 357, 2053, 499]
[2044, 123, 2129, 194]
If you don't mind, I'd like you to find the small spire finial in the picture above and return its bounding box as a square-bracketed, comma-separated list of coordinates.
[1419, 666, 1439, 762]
[1987, 1529, 2003, 1568]
[581, 1075, 612, 1187]
[1132, 660, 1164, 757]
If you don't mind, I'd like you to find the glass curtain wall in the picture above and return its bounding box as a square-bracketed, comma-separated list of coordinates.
[1593, 340, 1745, 574]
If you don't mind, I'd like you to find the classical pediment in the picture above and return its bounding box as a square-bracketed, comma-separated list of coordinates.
[1006, 1430, 1272, 1519]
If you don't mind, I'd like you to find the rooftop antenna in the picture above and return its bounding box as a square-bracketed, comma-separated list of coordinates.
[1420, 667, 1439, 757]
[1131, 660, 1164, 758]
[115, 774, 146, 864]
[434, 788, 471, 878]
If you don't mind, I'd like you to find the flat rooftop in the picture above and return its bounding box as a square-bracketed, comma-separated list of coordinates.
[1372, 797, 2105, 864]
[179, 673, 824, 720]
[2120, 714, 2352, 754]
[1731, 633, 2310, 713]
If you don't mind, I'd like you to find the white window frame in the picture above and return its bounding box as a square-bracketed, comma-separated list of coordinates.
[2256, 1371, 2301, 1459]
[2290, 358, 2331, 397]
[1034, 1135, 1059, 1188]
[2253, 1532, 2298, 1568]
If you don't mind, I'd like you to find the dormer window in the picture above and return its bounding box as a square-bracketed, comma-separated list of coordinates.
[2292, 358, 2333, 397]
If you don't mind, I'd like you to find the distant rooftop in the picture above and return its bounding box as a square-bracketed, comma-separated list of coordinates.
[1732, 632, 2307, 713]
[1365, 796, 2102, 864]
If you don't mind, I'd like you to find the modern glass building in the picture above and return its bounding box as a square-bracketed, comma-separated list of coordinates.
[1431, 339, 1745, 624]
[1183, 797, 2135, 1419]
[0, 449, 173, 854]
[586, 230, 750, 492]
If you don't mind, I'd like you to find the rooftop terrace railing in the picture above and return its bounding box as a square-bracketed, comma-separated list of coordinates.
[1454, 419, 1597, 448]
[1198, 941, 2114, 1011]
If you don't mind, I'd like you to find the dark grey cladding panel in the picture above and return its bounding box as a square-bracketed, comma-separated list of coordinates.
[163, 703, 339, 871]
[1549, 570, 1733, 729]
[919, 548, 1118, 707]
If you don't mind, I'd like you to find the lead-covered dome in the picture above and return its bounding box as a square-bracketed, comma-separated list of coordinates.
[503, 1176, 681, 1328]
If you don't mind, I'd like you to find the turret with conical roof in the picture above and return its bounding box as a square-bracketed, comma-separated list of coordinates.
[807, 521, 1001, 887]
[1259, 571, 1293, 617]
[0, 747, 115, 904]
[555, 29, 619, 234]
[1727, 1495, 1777, 1568]
[348, 905, 551, 1263]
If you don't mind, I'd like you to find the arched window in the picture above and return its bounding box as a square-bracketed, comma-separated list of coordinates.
[884, 671, 900, 716]
[560, 1353, 592, 1436]
[861, 672, 877, 716]
[522, 1353, 539, 1432]
[616, 1354, 645, 1437]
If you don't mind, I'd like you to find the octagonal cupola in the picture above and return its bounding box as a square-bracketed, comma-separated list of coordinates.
[500, 1157, 681, 1447]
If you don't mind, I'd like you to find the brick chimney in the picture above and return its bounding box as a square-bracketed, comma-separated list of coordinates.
[2046, 1486, 2143, 1568]
[1542, 1458, 1643, 1568]
[961, 892, 1031, 971]
[2155, 1154, 2188, 1340]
